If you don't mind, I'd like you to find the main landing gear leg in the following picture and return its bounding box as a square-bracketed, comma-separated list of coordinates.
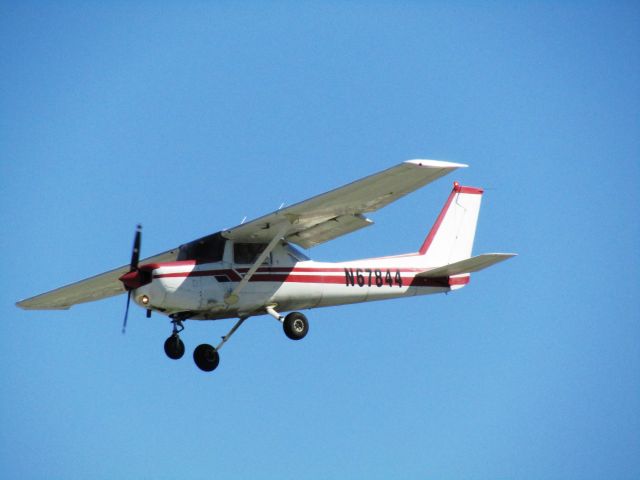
[266, 306, 309, 341]
[193, 316, 249, 373]
[164, 318, 185, 360]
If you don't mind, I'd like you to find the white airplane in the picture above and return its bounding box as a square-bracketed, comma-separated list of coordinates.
[17, 160, 515, 372]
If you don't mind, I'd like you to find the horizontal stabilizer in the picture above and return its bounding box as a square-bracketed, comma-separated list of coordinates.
[417, 253, 516, 278]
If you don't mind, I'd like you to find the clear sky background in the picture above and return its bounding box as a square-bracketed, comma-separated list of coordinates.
[1, 2, 638, 479]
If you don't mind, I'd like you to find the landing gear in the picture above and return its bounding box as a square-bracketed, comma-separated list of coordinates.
[163, 315, 248, 372]
[283, 312, 309, 340]
[164, 318, 185, 360]
[192, 315, 248, 372]
[266, 306, 309, 341]
[162, 308, 310, 371]
[193, 344, 220, 372]
[164, 334, 185, 360]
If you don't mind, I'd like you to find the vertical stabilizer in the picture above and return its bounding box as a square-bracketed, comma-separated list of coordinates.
[418, 183, 483, 266]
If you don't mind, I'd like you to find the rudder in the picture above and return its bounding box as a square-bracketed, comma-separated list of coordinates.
[418, 183, 483, 266]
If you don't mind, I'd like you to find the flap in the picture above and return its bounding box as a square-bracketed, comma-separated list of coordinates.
[287, 214, 374, 249]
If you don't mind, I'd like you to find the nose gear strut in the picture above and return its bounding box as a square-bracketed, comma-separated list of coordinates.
[163, 316, 186, 360]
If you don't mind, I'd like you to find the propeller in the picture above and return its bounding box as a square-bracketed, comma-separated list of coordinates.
[121, 225, 142, 334]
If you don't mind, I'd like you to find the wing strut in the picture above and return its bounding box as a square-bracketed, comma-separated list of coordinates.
[224, 222, 290, 305]
[215, 316, 249, 351]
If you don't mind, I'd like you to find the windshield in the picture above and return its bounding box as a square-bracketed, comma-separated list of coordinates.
[177, 232, 226, 263]
[283, 242, 310, 261]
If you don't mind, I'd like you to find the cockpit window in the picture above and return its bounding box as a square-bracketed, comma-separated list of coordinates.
[177, 232, 226, 263]
[234, 243, 270, 265]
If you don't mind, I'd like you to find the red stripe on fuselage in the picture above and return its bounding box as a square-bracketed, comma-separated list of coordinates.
[152, 267, 468, 288]
[141, 261, 197, 270]
[234, 266, 383, 274]
[155, 269, 242, 281]
[410, 275, 470, 287]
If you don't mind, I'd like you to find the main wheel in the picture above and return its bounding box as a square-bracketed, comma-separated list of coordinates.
[283, 312, 309, 340]
[193, 344, 220, 372]
[164, 334, 185, 360]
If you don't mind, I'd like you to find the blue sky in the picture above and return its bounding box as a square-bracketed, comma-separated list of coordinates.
[1, 2, 638, 479]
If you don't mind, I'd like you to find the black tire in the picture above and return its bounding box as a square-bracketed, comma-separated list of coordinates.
[283, 312, 309, 340]
[164, 335, 185, 360]
[193, 344, 220, 372]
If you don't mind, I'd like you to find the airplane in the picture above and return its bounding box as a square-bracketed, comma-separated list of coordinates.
[16, 160, 515, 372]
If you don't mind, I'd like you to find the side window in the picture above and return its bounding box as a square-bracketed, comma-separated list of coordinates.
[234, 243, 270, 265]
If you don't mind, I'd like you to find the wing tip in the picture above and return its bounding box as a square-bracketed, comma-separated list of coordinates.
[16, 300, 71, 310]
[16, 299, 31, 310]
[404, 159, 469, 169]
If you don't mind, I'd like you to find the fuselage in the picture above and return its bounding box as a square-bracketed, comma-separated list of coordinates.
[132, 239, 468, 320]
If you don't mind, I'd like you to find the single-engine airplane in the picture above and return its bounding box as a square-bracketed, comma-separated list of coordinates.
[17, 160, 515, 372]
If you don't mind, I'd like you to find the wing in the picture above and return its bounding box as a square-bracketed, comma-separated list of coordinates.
[16, 249, 179, 310]
[223, 159, 466, 248]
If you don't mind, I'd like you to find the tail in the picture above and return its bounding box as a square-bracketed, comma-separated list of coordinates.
[418, 182, 483, 266]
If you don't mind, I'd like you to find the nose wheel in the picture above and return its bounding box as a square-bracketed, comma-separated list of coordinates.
[164, 318, 185, 360]
[164, 334, 185, 360]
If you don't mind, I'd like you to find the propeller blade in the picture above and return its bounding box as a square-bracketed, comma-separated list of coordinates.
[122, 290, 132, 334]
[122, 225, 142, 334]
[130, 224, 142, 271]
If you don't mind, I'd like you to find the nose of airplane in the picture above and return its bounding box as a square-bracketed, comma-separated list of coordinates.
[119, 268, 153, 290]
